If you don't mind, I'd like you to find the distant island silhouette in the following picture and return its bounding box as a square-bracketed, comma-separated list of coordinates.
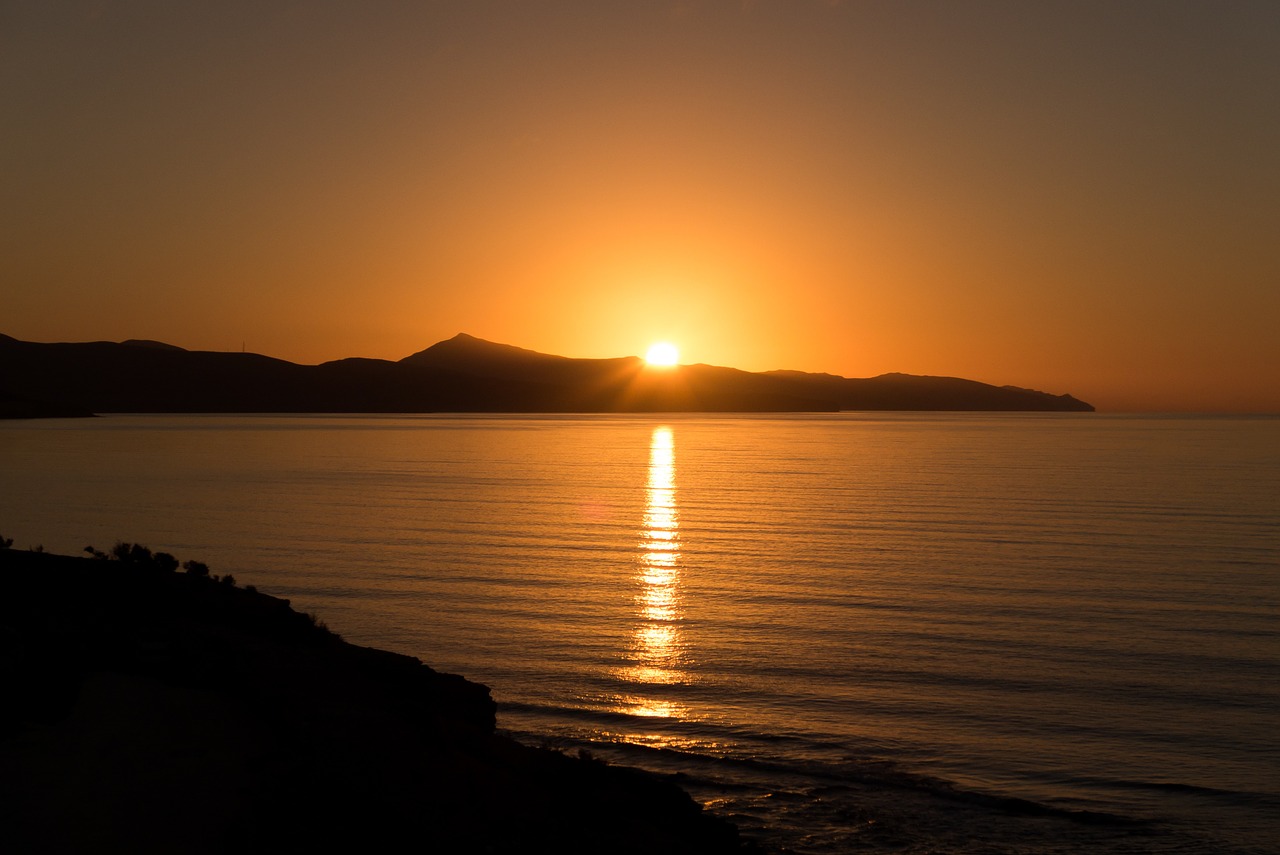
[0, 332, 1093, 415]
[0, 542, 748, 853]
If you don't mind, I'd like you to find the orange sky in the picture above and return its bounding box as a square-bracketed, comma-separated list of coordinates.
[3, 2, 1278, 412]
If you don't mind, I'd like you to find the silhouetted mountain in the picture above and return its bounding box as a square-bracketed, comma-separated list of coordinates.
[120, 338, 188, 351]
[0, 387, 95, 419]
[0, 332, 1093, 414]
[762, 369, 1094, 411]
[402, 331, 579, 372]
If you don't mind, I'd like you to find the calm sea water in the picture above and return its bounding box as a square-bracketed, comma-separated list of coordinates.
[2, 413, 1277, 854]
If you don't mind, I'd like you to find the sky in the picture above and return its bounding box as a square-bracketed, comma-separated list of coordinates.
[3, 1, 1278, 412]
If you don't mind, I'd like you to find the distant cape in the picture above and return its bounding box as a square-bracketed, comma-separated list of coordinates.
[0, 332, 1094, 414]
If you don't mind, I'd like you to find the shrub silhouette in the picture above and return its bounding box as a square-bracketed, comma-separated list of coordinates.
[111, 542, 155, 564]
[82, 541, 218, 580]
[183, 559, 210, 577]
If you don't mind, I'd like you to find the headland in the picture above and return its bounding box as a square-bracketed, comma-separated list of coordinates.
[0, 544, 750, 854]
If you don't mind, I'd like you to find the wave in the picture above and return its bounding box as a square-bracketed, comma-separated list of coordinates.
[497, 700, 1141, 822]
[496, 699, 1280, 855]
[1067, 774, 1273, 803]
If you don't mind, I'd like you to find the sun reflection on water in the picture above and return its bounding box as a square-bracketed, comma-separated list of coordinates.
[617, 425, 688, 718]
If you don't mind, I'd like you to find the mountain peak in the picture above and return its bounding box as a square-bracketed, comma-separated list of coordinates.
[399, 334, 566, 368]
[121, 339, 187, 351]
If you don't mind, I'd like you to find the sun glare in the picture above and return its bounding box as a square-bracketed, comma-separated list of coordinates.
[645, 342, 680, 367]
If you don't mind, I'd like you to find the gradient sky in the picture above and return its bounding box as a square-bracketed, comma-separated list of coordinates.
[4, 1, 1278, 412]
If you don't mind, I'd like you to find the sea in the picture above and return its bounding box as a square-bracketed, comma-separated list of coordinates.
[2, 413, 1277, 854]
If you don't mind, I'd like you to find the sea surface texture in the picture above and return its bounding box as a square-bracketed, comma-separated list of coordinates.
[3, 413, 1277, 854]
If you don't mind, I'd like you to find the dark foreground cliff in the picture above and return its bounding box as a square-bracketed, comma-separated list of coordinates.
[0, 546, 748, 854]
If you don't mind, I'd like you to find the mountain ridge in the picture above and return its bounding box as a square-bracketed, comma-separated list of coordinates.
[0, 332, 1094, 413]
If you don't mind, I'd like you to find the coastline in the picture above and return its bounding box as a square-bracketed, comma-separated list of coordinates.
[0, 546, 750, 854]
[0, 389, 95, 420]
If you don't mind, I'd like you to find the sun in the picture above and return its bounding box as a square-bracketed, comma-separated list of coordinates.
[645, 341, 680, 367]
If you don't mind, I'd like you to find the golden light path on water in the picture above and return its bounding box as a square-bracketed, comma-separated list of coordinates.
[617, 425, 688, 719]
